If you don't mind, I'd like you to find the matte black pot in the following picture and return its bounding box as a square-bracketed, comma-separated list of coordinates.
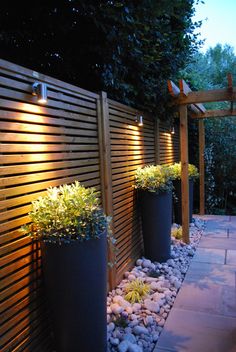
[173, 179, 194, 224]
[138, 190, 172, 262]
[41, 232, 107, 352]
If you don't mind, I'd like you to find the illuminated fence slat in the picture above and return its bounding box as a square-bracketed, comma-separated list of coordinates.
[0, 59, 180, 351]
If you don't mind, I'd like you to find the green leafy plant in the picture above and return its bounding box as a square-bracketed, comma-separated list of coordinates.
[171, 226, 183, 240]
[21, 181, 107, 244]
[112, 315, 129, 328]
[134, 165, 173, 193]
[167, 162, 199, 180]
[124, 279, 150, 303]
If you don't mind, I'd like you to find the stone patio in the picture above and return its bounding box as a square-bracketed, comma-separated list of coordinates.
[154, 215, 236, 352]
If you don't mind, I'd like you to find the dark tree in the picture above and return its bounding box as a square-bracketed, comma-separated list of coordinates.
[0, 0, 201, 118]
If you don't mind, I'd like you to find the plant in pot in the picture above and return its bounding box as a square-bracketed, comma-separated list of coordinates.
[134, 165, 173, 262]
[168, 162, 199, 224]
[22, 181, 108, 352]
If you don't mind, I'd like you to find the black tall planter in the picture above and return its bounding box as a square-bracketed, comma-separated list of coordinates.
[138, 190, 172, 262]
[41, 232, 107, 352]
[173, 179, 194, 225]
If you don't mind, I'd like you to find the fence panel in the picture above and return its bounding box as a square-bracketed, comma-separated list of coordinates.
[159, 121, 180, 164]
[108, 100, 155, 283]
[0, 59, 101, 352]
[0, 59, 180, 351]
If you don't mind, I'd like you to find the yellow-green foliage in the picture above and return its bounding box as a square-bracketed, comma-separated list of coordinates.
[124, 279, 150, 303]
[168, 162, 199, 180]
[134, 165, 173, 193]
[171, 226, 183, 239]
[21, 181, 107, 244]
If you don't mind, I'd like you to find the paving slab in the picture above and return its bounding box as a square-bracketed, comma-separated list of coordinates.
[192, 247, 226, 264]
[154, 308, 236, 352]
[154, 215, 236, 352]
[230, 215, 236, 223]
[173, 281, 236, 318]
[198, 237, 236, 250]
[203, 229, 228, 238]
[227, 250, 236, 266]
[195, 214, 230, 221]
[184, 261, 236, 286]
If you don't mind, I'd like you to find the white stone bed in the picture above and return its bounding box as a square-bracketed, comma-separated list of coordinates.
[107, 218, 205, 352]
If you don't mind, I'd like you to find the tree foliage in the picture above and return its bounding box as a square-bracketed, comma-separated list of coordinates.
[0, 0, 201, 119]
[180, 44, 236, 214]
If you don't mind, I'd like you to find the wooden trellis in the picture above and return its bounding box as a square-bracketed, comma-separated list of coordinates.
[168, 74, 236, 243]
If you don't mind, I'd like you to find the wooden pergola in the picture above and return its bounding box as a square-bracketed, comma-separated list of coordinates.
[168, 74, 236, 243]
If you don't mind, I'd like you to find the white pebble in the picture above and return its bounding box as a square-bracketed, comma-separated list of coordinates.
[142, 259, 152, 268]
[118, 340, 130, 352]
[110, 337, 120, 346]
[111, 303, 123, 314]
[133, 326, 149, 335]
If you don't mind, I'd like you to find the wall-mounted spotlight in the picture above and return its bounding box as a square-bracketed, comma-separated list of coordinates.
[135, 115, 143, 127]
[32, 82, 47, 104]
[170, 125, 175, 135]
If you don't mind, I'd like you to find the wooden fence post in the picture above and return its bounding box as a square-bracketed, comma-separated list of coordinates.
[97, 91, 117, 289]
[155, 118, 160, 164]
[179, 104, 190, 243]
[199, 119, 205, 215]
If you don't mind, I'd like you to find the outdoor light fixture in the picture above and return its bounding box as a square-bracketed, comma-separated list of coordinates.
[135, 115, 143, 127]
[170, 125, 175, 135]
[32, 82, 47, 104]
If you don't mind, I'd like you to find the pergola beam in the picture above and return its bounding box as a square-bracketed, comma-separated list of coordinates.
[179, 79, 206, 113]
[199, 120, 205, 215]
[179, 104, 190, 243]
[167, 80, 204, 115]
[191, 109, 236, 119]
[177, 88, 236, 105]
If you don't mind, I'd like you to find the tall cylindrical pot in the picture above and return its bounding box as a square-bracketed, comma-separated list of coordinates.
[173, 179, 194, 224]
[138, 190, 172, 262]
[41, 232, 107, 352]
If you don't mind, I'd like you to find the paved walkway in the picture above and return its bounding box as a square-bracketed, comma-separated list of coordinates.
[154, 215, 236, 352]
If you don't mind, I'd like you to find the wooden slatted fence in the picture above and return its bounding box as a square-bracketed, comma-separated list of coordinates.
[159, 121, 180, 164]
[0, 59, 180, 351]
[108, 100, 156, 284]
[0, 60, 101, 352]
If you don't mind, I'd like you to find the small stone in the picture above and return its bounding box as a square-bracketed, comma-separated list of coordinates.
[145, 316, 154, 325]
[132, 303, 141, 312]
[129, 320, 139, 327]
[125, 327, 132, 334]
[111, 303, 123, 314]
[136, 259, 143, 266]
[107, 306, 112, 314]
[133, 326, 149, 335]
[118, 340, 130, 352]
[150, 282, 159, 290]
[128, 343, 143, 352]
[107, 322, 115, 332]
[123, 333, 136, 344]
[113, 329, 124, 340]
[152, 333, 159, 342]
[167, 259, 175, 267]
[110, 337, 120, 346]
[158, 319, 165, 327]
[125, 306, 133, 314]
[144, 299, 160, 313]
[113, 295, 124, 304]
[142, 259, 152, 268]
[130, 314, 138, 320]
